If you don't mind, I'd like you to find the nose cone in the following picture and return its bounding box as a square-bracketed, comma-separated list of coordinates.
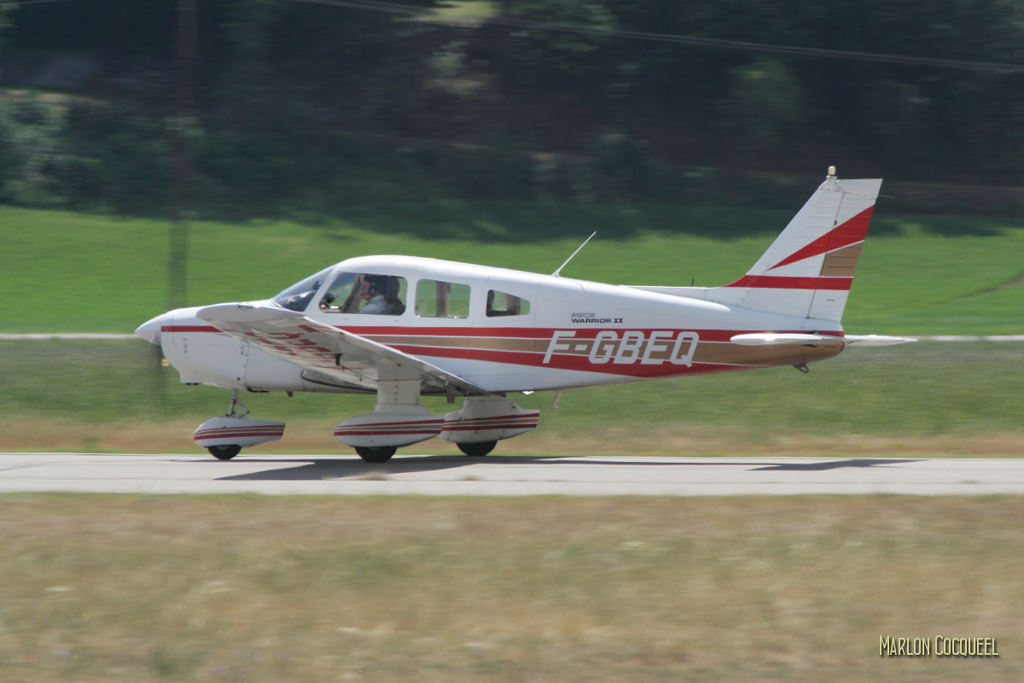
[135, 313, 167, 344]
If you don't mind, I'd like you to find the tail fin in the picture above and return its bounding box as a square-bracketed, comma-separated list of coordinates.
[715, 170, 882, 321]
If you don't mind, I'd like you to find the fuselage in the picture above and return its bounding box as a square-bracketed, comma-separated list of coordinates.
[138, 254, 845, 395]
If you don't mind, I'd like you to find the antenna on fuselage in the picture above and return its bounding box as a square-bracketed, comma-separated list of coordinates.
[552, 231, 597, 277]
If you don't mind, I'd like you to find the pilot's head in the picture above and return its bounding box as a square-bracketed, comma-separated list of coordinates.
[361, 275, 383, 298]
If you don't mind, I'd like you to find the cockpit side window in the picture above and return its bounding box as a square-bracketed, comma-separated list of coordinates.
[486, 290, 531, 317]
[319, 272, 407, 315]
[415, 279, 470, 318]
[273, 267, 333, 312]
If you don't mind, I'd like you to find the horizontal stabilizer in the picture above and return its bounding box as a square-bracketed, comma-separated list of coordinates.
[730, 332, 916, 347]
[730, 333, 841, 347]
[842, 334, 917, 346]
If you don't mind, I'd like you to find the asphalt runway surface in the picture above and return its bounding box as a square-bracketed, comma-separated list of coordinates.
[2, 452, 1024, 496]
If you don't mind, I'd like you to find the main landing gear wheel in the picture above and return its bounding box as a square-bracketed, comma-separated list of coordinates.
[458, 441, 497, 457]
[355, 446, 397, 463]
[208, 444, 242, 460]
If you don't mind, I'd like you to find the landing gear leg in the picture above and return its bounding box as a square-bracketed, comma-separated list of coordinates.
[226, 388, 249, 418]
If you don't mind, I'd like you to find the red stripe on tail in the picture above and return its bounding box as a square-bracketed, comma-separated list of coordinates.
[768, 206, 874, 271]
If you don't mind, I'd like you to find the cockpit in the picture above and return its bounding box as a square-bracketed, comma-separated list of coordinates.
[273, 268, 407, 316]
[273, 265, 532, 319]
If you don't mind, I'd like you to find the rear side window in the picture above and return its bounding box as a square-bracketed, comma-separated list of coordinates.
[486, 290, 531, 317]
[415, 280, 471, 318]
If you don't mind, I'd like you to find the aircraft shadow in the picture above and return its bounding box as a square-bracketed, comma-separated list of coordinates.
[752, 458, 912, 471]
[217, 455, 498, 481]
[216, 455, 918, 482]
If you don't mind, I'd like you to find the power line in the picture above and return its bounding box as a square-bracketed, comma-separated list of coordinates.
[291, 0, 414, 15]
[289, 0, 1024, 73]
[4, 0, 74, 7]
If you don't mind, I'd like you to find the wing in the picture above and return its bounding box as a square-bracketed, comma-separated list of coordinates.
[196, 302, 487, 396]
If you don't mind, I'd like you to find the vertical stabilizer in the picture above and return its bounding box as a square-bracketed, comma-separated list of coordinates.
[715, 170, 882, 321]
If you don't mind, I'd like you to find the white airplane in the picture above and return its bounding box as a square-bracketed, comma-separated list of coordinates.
[136, 167, 913, 462]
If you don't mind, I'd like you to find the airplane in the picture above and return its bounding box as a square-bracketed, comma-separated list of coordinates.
[135, 167, 913, 462]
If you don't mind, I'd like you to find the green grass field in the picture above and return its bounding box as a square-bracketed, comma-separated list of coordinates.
[3, 202, 1023, 335]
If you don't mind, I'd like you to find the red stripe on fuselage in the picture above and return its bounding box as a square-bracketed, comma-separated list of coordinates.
[387, 344, 777, 378]
[340, 325, 556, 338]
[356, 327, 835, 343]
[163, 324, 840, 342]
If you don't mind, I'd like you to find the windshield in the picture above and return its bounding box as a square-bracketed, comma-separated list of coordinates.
[273, 267, 333, 312]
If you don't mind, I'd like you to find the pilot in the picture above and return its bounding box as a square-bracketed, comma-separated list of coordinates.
[360, 275, 404, 315]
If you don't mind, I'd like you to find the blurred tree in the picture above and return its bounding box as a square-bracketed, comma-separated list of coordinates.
[719, 58, 806, 153]
[467, 0, 620, 147]
[1, 0, 1022, 211]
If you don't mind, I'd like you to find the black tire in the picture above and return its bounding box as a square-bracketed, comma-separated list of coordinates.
[355, 446, 397, 463]
[208, 444, 241, 460]
[457, 441, 497, 457]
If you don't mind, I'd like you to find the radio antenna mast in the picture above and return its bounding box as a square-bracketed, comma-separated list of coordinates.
[552, 232, 597, 277]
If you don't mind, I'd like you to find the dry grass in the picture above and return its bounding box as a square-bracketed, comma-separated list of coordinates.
[0, 495, 1021, 681]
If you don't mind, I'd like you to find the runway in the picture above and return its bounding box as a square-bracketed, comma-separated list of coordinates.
[2, 452, 1024, 496]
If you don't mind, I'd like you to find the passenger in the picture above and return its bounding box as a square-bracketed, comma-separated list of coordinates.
[382, 276, 406, 314]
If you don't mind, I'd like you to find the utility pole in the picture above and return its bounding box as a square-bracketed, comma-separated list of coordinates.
[169, 0, 196, 311]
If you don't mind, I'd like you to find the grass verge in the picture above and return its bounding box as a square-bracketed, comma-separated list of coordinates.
[1, 340, 1021, 456]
